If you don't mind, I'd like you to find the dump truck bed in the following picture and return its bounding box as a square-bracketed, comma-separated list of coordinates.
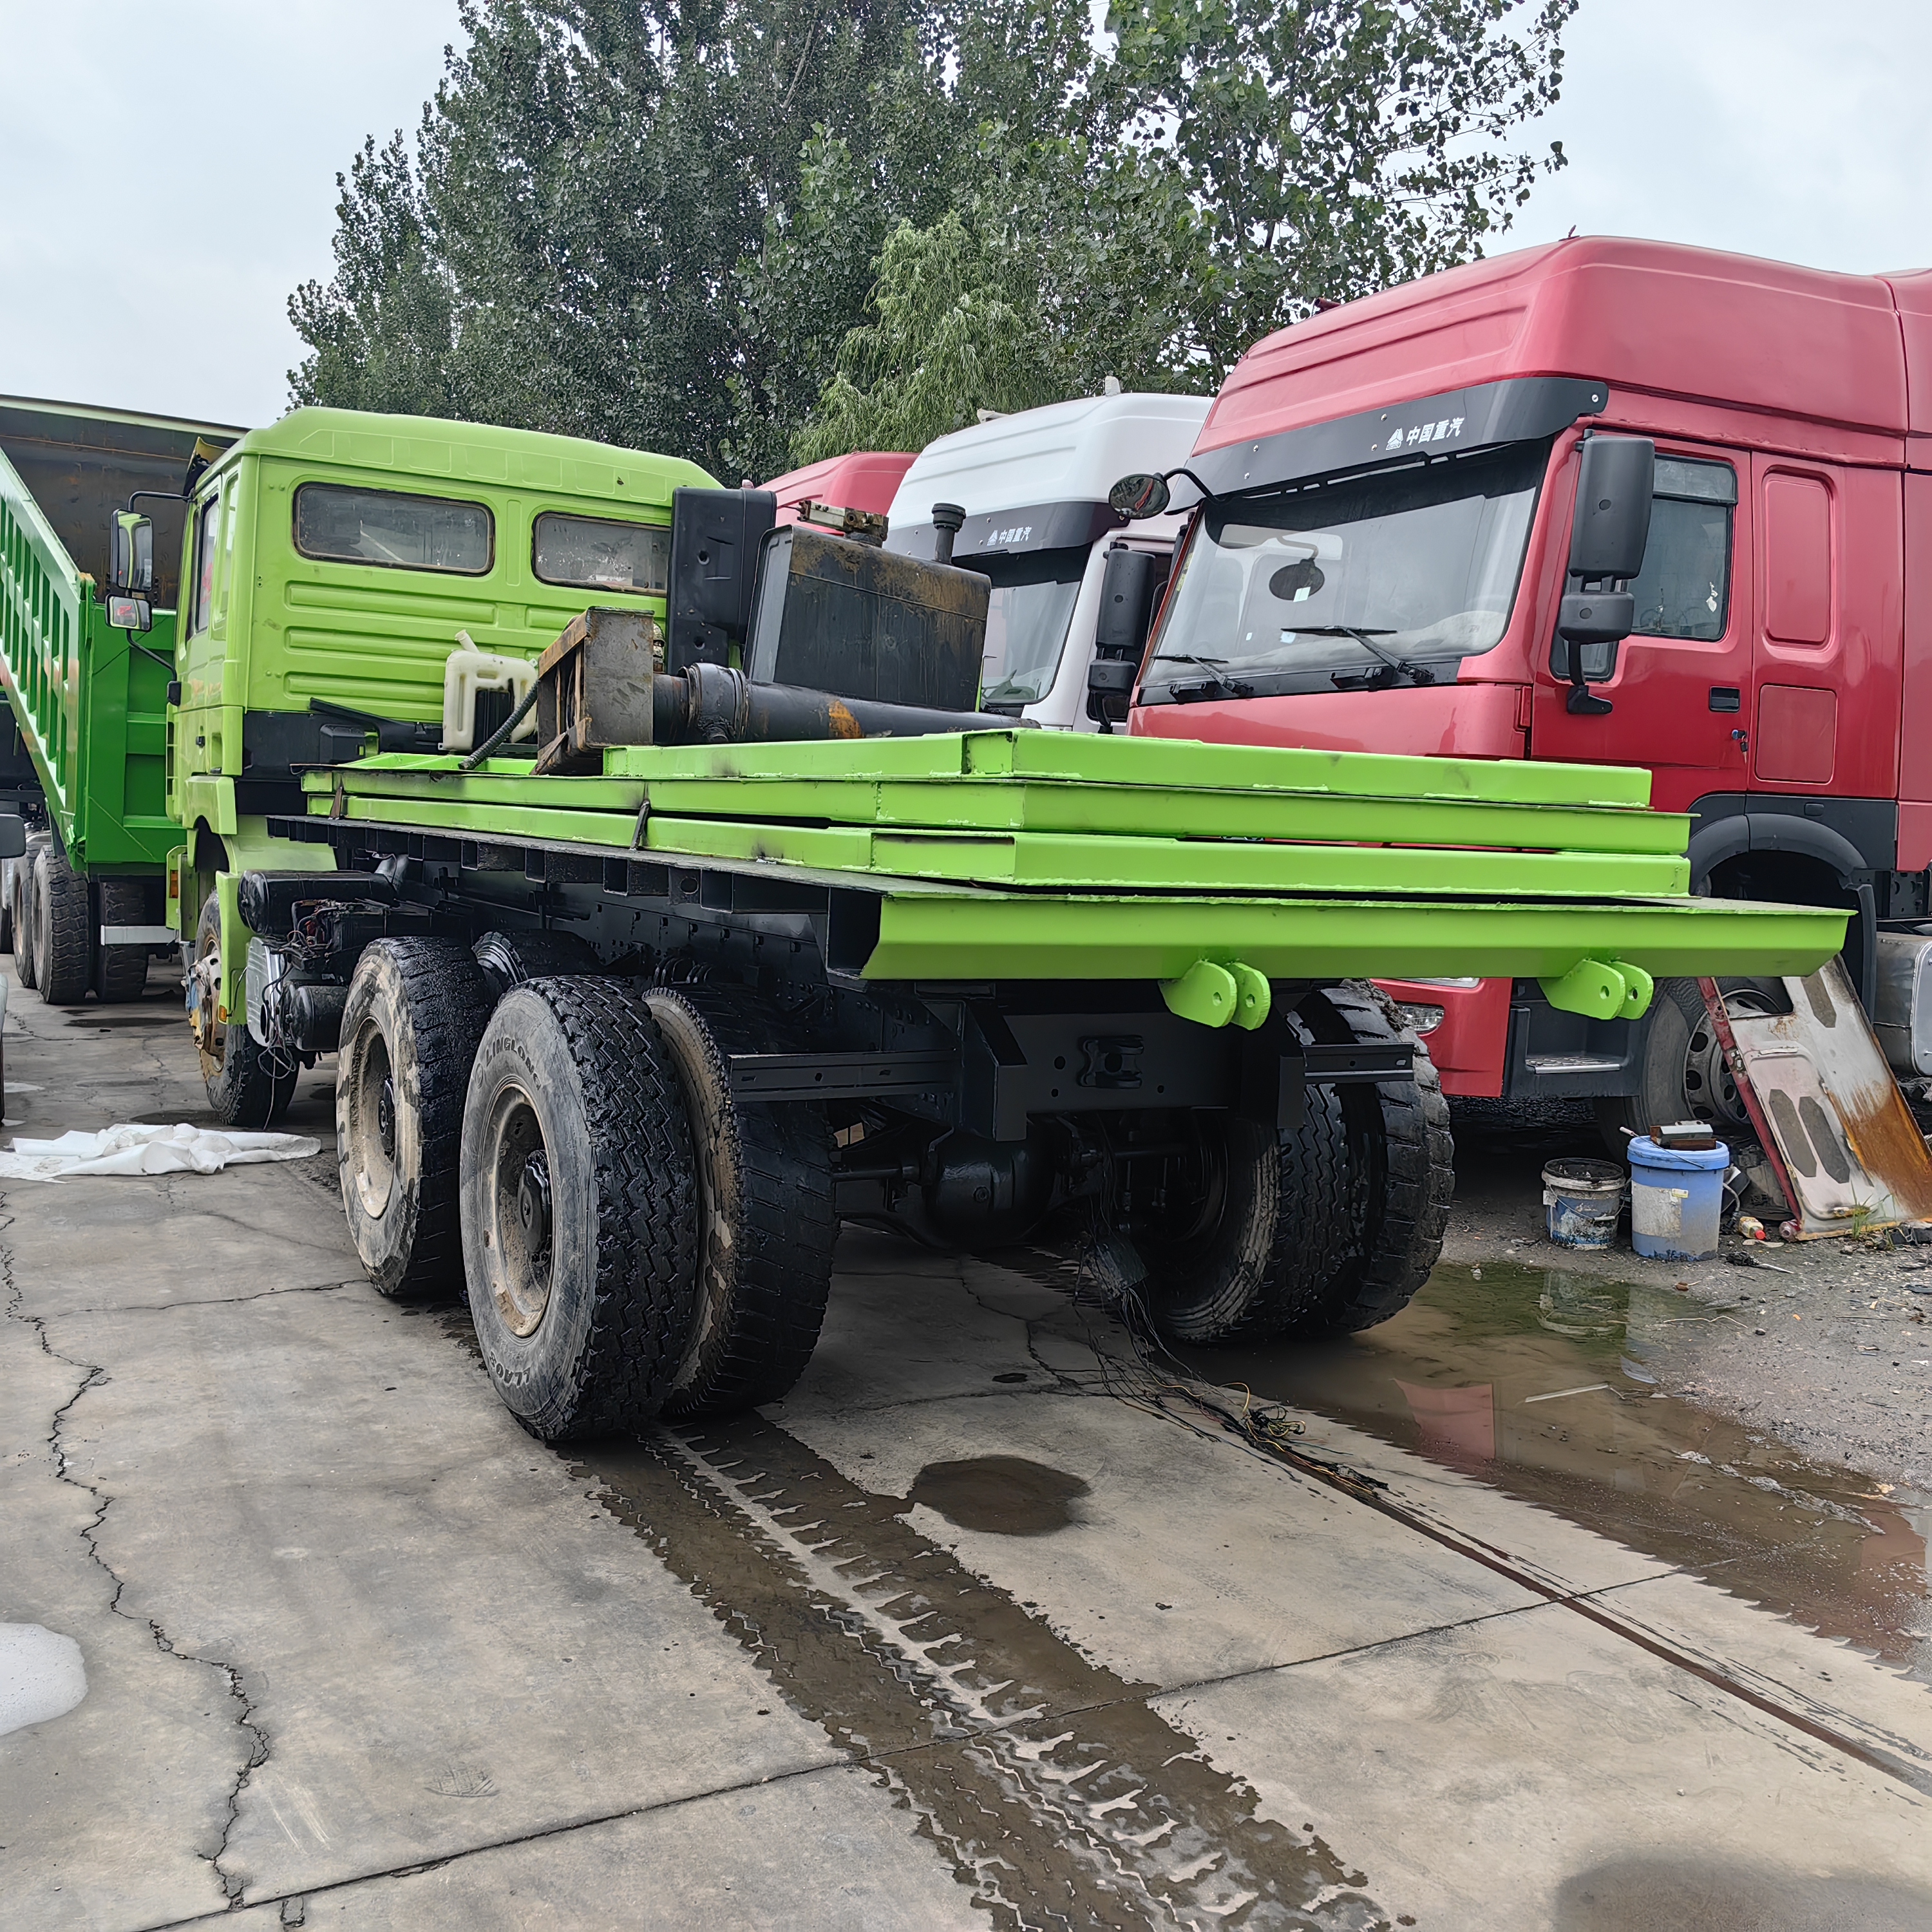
[293, 730, 1848, 995]
[0, 397, 239, 872]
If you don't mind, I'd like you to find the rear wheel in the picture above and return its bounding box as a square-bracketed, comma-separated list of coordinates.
[473, 927, 601, 1000]
[14, 839, 43, 989]
[96, 880, 150, 1003]
[460, 978, 699, 1439]
[32, 840, 90, 1005]
[1129, 983, 1452, 1345]
[646, 987, 837, 1417]
[337, 937, 494, 1298]
[193, 892, 298, 1128]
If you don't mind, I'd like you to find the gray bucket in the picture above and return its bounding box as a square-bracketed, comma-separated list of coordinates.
[1542, 1157, 1625, 1250]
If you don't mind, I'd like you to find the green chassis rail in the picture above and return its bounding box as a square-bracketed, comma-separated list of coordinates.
[294, 730, 1849, 1032]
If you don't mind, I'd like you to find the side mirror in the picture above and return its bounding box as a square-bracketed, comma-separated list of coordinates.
[109, 512, 154, 594]
[1558, 436, 1654, 715]
[1085, 657, 1136, 728]
[1108, 472, 1171, 520]
[1568, 436, 1654, 580]
[107, 594, 154, 634]
[0, 815, 24, 860]
[1087, 546, 1169, 728]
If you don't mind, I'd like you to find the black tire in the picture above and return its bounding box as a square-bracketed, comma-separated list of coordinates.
[1594, 976, 1781, 1153]
[96, 880, 150, 1003]
[0, 865, 11, 955]
[460, 978, 699, 1440]
[192, 891, 298, 1127]
[32, 840, 90, 1005]
[645, 987, 837, 1417]
[337, 936, 494, 1298]
[14, 841, 43, 989]
[1132, 983, 1452, 1345]
[473, 927, 601, 1001]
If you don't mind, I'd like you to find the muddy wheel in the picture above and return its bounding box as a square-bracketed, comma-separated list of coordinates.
[337, 936, 493, 1298]
[645, 987, 837, 1417]
[1130, 983, 1452, 1345]
[191, 891, 298, 1128]
[96, 880, 150, 1003]
[32, 840, 91, 1005]
[472, 927, 601, 1001]
[460, 978, 699, 1440]
[14, 840, 43, 989]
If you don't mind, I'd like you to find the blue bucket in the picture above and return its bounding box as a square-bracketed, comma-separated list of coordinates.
[1627, 1135, 1730, 1260]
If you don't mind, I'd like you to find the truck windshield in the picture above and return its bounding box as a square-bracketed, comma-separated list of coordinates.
[977, 547, 1087, 706]
[1142, 440, 1544, 699]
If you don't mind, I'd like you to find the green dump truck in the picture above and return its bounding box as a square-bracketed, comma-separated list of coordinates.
[206, 488, 1845, 1439]
[0, 395, 240, 1000]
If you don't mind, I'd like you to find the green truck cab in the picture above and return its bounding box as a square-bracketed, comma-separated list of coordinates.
[150, 408, 714, 1115]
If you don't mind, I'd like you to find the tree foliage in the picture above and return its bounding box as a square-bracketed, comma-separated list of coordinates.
[289, 0, 1577, 473]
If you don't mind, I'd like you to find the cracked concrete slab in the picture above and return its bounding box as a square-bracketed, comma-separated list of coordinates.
[1155, 1607, 1932, 1931]
[216, 1763, 980, 1932]
[10, 965, 1932, 1927]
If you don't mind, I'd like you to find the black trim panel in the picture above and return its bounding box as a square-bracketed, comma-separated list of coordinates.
[1190, 375, 1607, 500]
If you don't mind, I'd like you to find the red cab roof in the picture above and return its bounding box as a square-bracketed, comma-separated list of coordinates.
[1200, 238, 1922, 466]
[761, 450, 916, 523]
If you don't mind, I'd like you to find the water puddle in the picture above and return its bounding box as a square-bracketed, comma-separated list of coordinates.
[1190, 1263, 1932, 1682]
[905, 1454, 1089, 1536]
[580, 1417, 1388, 1930]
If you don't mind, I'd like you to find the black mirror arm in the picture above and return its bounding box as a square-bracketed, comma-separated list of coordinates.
[1160, 466, 1217, 508]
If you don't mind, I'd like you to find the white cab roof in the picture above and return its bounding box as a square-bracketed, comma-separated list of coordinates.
[887, 391, 1211, 522]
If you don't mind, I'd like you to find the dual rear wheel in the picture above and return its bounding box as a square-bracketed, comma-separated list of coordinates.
[336, 936, 836, 1440]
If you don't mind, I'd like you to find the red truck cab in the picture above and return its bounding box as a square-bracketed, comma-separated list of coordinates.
[1128, 238, 1932, 1132]
[761, 450, 916, 525]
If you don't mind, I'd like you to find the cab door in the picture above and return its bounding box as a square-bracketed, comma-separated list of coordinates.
[1748, 456, 1901, 804]
[1531, 447, 1754, 809]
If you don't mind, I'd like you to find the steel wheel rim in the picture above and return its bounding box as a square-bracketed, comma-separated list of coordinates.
[193, 925, 226, 1074]
[1682, 988, 1777, 1131]
[486, 1084, 553, 1338]
[348, 1020, 397, 1217]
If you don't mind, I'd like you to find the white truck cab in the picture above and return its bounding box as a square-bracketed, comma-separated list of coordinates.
[882, 391, 1210, 728]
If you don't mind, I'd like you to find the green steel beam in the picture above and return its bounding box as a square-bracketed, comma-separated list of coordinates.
[862, 893, 1848, 984]
[312, 790, 1690, 897]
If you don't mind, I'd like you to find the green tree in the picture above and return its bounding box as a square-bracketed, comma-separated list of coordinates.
[1105, 0, 1580, 371]
[791, 0, 1577, 457]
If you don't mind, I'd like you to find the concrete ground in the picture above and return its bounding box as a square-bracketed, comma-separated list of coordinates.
[5, 965, 1932, 1931]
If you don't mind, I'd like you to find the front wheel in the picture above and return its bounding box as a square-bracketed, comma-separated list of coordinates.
[191, 892, 299, 1128]
[1593, 976, 1779, 1154]
[460, 978, 699, 1440]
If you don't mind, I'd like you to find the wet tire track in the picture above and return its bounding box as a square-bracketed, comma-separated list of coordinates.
[580, 1416, 1387, 1932]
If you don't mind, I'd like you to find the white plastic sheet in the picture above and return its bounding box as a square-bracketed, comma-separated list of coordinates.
[0, 1122, 322, 1182]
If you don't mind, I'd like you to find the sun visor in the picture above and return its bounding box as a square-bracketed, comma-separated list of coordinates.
[886, 497, 1123, 562]
[1188, 376, 1608, 500]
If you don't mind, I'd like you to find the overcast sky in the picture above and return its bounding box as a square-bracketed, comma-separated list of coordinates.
[1, 0, 1926, 430]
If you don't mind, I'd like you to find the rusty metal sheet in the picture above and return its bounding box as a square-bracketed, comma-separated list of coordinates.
[1702, 960, 1932, 1238]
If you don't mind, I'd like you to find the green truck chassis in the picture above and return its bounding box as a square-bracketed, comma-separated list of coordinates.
[210, 723, 1844, 1441]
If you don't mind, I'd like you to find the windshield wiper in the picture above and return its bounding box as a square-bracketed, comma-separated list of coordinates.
[1283, 625, 1437, 689]
[1149, 651, 1255, 701]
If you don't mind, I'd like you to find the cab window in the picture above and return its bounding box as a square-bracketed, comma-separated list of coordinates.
[191, 497, 222, 635]
[1630, 457, 1736, 641]
[294, 484, 493, 576]
[532, 512, 670, 593]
